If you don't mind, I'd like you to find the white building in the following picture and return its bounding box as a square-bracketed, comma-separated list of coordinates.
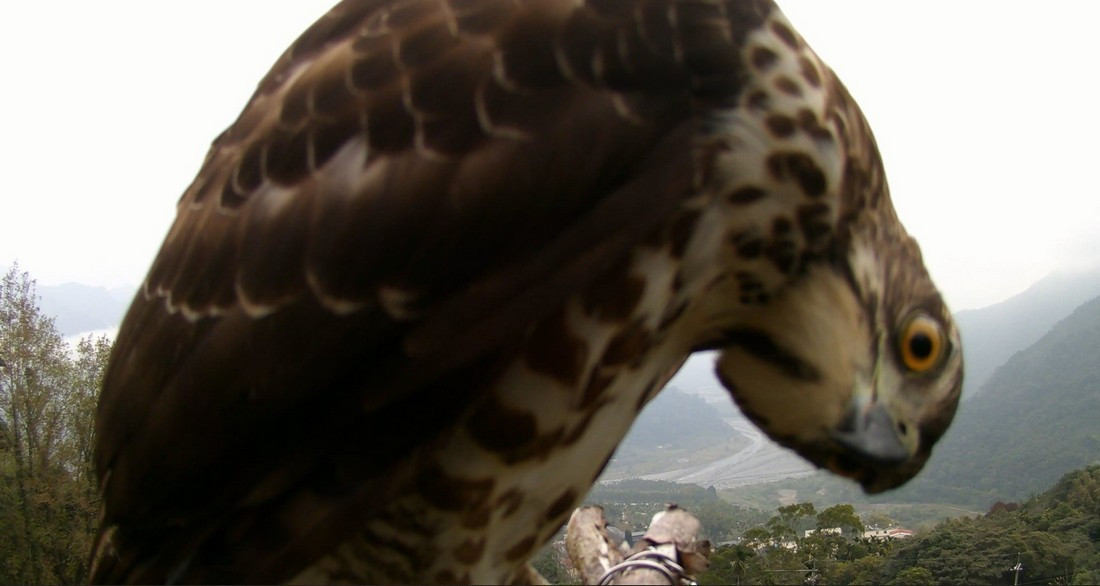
[862, 527, 914, 540]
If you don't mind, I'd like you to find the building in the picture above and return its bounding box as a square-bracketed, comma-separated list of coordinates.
[862, 527, 914, 540]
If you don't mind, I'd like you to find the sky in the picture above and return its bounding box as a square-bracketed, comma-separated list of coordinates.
[1, 1, 1098, 312]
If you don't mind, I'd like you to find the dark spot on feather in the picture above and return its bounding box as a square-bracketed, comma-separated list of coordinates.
[667, 210, 700, 258]
[360, 530, 419, 561]
[524, 308, 589, 386]
[798, 109, 833, 143]
[774, 76, 801, 97]
[501, 427, 564, 464]
[728, 186, 766, 205]
[799, 56, 822, 88]
[734, 236, 764, 260]
[696, 138, 726, 186]
[671, 270, 686, 293]
[766, 152, 826, 198]
[747, 90, 769, 111]
[467, 398, 537, 453]
[798, 203, 832, 247]
[461, 505, 491, 529]
[736, 275, 762, 293]
[453, 537, 486, 564]
[497, 489, 524, 517]
[772, 217, 792, 235]
[767, 240, 798, 274]
[771, 21, 800, 50]
[545, 489, 578, 522]
[582, 269, 645, 323]
[750, 46, 778, 71]
[417, 467, 493, 512]
[505, 535, 537, 562]
[580, 369, 615, 410]
[601, 320, 652, 368]
[765, 115, 796, 138]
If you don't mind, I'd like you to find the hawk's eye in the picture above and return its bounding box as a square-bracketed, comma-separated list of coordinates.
[899, 313, 944, 373]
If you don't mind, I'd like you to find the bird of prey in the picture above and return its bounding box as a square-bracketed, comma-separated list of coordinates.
[91, 0, 963, 583]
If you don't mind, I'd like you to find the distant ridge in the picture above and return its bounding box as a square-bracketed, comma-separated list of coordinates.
[37, 282, 135, 336]
[954, 266, 1100, 399]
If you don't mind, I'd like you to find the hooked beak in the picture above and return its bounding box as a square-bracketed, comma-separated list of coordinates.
[831, 401, 909, 466]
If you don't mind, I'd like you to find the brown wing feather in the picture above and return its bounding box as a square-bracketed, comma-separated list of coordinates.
[92, 0, 770, 581]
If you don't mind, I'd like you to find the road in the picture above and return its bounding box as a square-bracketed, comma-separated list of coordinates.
[639, 415, 817, 488]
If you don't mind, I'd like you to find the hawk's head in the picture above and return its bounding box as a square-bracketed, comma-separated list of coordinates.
[715, 230, 963, 494]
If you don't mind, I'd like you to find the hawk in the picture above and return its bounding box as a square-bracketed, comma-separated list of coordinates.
[91, 0, 963, 583]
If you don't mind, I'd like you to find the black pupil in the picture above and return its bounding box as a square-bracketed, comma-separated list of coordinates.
[909, 332, 934, 359]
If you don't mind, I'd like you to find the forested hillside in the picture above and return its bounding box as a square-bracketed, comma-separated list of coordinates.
[879, 465, 1100, 585]
[702, 467, 1099, 585]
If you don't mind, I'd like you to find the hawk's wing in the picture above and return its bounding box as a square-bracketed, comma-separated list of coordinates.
[93, 0, 769, 581]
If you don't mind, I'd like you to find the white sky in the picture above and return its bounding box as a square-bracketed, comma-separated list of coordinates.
[1, 1, 1098, 311]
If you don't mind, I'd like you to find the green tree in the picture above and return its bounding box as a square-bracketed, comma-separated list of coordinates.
[531, 542, 573, 585]
[825, 554, 885, 585]
[817, 504, 864, 537]
[764, 502, 816, 545]
[861, 510, 898, 529]
[0, 264, 106, 583]
[888, 566, 934, 586]
[700, 543, 756, 585]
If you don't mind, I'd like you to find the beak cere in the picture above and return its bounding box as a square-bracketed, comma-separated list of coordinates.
[831, 402, 909, 468]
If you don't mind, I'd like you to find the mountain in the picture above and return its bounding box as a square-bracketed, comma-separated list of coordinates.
[954, 267, 1100, 400]
[600, 386, 748, 480]
[37, 283, 135, 336]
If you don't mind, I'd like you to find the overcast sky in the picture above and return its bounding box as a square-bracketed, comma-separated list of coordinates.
[1, 1, 1098, 312]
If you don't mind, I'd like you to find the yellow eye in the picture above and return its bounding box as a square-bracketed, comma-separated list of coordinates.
[899, 314, 944, 372]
